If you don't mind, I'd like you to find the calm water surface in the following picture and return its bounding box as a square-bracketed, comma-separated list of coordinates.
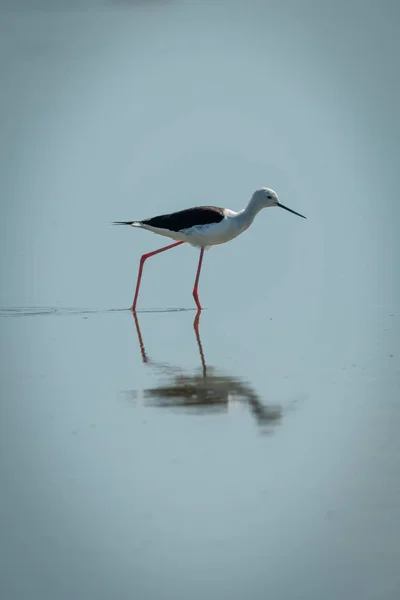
[1, 1, 399, 599]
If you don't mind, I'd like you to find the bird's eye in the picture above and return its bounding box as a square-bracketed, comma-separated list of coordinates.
[267, 195, 272, 199]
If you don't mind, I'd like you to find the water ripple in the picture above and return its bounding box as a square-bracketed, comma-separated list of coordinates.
[0, 306, 195, 317]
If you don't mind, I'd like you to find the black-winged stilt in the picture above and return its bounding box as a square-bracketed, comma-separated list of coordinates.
[114, 187, 306, 311]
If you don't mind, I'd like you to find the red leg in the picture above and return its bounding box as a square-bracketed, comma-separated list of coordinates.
[192, 247, 205, 310]
[131, 241, 184, 311]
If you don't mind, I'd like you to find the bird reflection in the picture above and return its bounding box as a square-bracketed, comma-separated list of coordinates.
[131, 311, 282, 431]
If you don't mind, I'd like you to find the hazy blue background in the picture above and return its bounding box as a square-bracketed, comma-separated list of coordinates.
[1, 1, 399, 599]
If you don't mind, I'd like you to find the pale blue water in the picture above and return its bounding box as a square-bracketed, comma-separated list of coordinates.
[1, 2, 399, 599]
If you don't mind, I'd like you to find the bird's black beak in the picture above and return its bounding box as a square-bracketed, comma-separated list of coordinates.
[277, 202, 306, 219]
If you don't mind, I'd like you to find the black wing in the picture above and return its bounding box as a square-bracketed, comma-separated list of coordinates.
[142, 206, 225, 232]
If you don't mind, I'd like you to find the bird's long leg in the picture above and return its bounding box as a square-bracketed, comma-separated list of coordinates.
[192, 247, 205, 311]
[132, 241, 184, 311]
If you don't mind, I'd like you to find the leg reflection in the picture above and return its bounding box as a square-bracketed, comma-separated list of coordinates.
[132, 309, 206, 371]
[193, 310, 206, 377]
[132, 310, 149, 364]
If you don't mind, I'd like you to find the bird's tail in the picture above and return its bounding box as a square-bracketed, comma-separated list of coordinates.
[112, 221, 141, 226]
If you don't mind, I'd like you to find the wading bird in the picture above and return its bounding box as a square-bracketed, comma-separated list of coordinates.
[114, 187, 306, 311]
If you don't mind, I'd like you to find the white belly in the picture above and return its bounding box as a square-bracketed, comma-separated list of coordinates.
[182, 218, 242, 247]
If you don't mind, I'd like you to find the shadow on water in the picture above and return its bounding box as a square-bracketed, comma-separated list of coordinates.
[0, 306, 290, 432]
[130, 310, 283, 432]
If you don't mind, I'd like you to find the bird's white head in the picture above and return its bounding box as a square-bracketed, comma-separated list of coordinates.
[252, 187, 280, 208]
[251, 187, 306, 219]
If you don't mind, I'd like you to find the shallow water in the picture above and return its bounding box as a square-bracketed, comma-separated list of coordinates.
[1, 1, 400, 599]
[2, 303, 399, 599]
